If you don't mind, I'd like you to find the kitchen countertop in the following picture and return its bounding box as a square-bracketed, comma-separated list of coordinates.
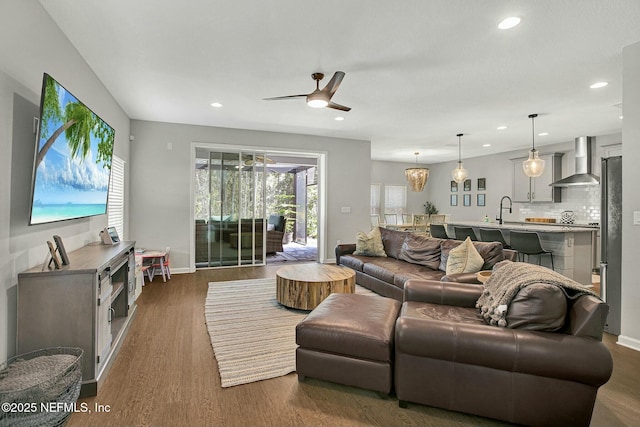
[447, 221, 598, 233]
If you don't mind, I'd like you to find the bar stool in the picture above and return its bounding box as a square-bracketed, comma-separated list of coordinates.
[429, 224, 449, 239]
[509, 231, 554, 270]
[454, 226, 478, 241]
[478, 228, 510, 249]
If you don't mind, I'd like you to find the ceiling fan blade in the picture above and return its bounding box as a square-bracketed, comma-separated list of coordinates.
[320, 71, 345, 99]
[262, 94, 308, 101]
[327, 101, 351, 112]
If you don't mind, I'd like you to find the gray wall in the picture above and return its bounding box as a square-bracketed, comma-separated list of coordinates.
[621, 41, 640, 350]
[129, 120, 371, 268]
[0, 2, 131, 362]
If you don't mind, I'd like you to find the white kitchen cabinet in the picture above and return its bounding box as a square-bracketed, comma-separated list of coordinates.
[511, 153, 563, 202]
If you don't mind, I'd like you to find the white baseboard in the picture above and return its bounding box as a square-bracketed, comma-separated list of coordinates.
[324, 258, 336, 264]
[170, 267, 192, 275]
[617, 335, 640, 352]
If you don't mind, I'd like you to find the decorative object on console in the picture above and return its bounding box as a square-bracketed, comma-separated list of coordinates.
[53, 235, 69, 265]
[46, 240, 61, 269]
[100, 226, 120, 245]
[451, 133, 468, 184]
[523, 113, 545, 177]
[405, 152, 429, 192]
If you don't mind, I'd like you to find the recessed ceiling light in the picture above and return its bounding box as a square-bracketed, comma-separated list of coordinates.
[497, 126, 507, 130]
[498, 17, 521, 30]
[538, 132, 549, 136]
[620, 115, 624, 120]
[590, 82, 608, 89]
[334, 116, 345, 121]
[483, 144, 491, 148]
[210, 102, 223, 108]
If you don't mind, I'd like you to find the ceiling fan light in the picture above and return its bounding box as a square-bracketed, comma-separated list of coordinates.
[523, 149, 545, 177]
[307, 99, 328, 108]
[452, 162, 468, 184]
[307, 92, 329, 108]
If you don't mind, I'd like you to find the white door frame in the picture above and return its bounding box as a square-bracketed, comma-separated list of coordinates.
[189, 142, 327, 271]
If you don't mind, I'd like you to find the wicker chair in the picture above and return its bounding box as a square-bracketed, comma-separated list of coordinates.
[266, 215, 286, 254]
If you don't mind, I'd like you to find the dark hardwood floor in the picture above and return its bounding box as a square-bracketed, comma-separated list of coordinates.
[68, 265, 640, 427]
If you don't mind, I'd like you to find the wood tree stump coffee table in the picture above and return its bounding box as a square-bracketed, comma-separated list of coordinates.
[276, 264, 356, 310]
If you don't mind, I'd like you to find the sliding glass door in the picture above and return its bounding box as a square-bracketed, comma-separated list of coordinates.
[195, 150, 266, 267]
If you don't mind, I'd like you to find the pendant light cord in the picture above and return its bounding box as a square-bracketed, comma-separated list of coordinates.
[529, 114, 538, 150]
[457, 133, 463, 163]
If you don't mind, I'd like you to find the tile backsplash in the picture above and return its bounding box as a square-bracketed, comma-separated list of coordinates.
[516, 186, 600, 224]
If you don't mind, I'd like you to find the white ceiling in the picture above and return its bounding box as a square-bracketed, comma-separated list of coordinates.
[40, 0, 640, 163]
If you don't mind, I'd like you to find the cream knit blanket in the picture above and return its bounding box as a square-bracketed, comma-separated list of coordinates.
[476, 262, 600, 327]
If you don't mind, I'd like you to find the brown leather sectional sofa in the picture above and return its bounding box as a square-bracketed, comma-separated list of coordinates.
[395, 279, 613, 426]
[335, 227, 517, 301]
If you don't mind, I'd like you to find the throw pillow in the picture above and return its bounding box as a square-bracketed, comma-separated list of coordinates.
[353, 227, 387, 257]
[445, 237, 484, 275]
[505, 283, 567, 331]
[398, 233, 442, 270]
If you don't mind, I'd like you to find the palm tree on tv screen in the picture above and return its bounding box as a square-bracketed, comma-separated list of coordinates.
[35, 74, 114, 170]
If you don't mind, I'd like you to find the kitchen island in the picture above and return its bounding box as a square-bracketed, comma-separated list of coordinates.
[446, 221, 598, 287]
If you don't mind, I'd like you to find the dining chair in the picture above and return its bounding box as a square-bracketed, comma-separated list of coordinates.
[413, 214, 428, 232]
[428, 214, 446, 224]
[384, 214, 398, 225]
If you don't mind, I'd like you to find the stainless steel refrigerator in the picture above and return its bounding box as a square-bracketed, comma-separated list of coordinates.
[600, 156, 622, 335]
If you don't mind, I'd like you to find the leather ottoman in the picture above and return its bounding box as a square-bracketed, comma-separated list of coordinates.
[295, 293, 401, 396]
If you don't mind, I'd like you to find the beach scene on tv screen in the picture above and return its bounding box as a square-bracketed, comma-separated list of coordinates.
[30, 74, 114, 225]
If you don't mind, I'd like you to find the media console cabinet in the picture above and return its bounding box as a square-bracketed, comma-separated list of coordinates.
[17, 241, 137, 397]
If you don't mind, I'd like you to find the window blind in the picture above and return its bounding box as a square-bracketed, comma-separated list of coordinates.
[108, 155, 125, 239]
[384, 185, 406, 214]
[370, 184, 381, 215]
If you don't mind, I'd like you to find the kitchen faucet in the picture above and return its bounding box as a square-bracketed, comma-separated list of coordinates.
[498, 196, 512, 225]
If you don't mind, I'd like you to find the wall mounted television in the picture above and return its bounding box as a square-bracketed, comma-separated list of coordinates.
[29, 73, 115, 225]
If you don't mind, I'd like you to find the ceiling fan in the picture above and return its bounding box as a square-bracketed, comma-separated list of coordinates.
[263, 71, 351, 111]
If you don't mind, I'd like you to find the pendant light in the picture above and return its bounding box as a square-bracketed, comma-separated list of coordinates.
[451, 133, 468, 184]
[405, 152, 429, 192]
[522, 113, 545, 177]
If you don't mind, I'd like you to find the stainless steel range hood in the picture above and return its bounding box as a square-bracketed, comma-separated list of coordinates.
[550, 136, 600, 187]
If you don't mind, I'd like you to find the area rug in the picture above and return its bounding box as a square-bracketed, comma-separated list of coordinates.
[204, 278, 374, 387]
